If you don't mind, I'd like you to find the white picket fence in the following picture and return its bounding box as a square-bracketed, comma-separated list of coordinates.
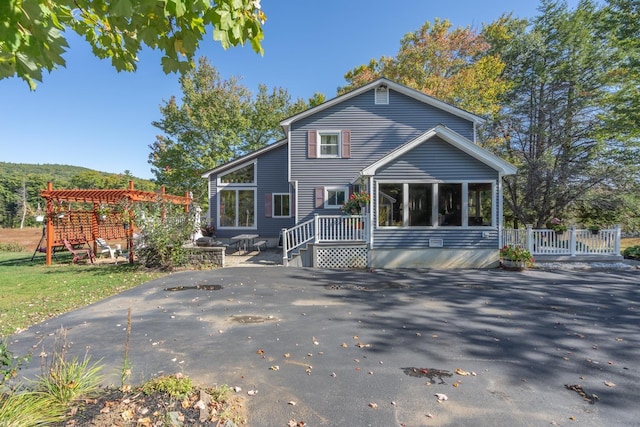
[502, 225, 621, 257]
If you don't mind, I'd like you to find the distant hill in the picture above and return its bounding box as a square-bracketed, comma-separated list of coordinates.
[0, 162, 156, 228]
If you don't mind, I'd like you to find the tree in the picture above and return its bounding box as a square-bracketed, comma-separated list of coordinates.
[340, 18, 512, 118]
[148, 58, 307, 209]
[0, 0, 266, 90]
[599, 0, 640, 141]
[488, 0, 631, 228]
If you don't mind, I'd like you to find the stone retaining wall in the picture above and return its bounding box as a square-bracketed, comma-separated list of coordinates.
[184, 246, 225, 268]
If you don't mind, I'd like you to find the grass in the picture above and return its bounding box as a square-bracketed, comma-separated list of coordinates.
[0, 251, 164, 336]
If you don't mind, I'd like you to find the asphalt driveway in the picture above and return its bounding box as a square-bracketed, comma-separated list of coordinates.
[9, 267, 640, 426]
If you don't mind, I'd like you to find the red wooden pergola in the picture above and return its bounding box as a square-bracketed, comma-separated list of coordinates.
[40, 181, 191, 265]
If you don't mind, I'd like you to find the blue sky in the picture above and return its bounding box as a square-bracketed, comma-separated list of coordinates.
[0, 0, 576, 180]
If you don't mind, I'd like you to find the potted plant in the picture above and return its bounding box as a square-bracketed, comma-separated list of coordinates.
[341, 191, 370, 215]
[500, 245, 534, 270]
[587, 225, 601, 235]
[549, 217, 566, 235]
[201, 222, 216, 237]
[96, 204, 110, 222]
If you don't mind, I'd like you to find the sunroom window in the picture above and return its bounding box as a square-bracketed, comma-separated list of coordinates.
[377, 182, 493, 227]
[438, 184, 462, 226]
[468, 183, 492, 226]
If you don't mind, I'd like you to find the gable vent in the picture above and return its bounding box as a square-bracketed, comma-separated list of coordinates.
[375, 85, 389, 105]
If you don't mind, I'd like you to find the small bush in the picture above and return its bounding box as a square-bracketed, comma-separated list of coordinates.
[0, 242, 25, 252]
[141, 374, 193, 398]
[623, 245, 640, 259]
[33, 328, 103, 406]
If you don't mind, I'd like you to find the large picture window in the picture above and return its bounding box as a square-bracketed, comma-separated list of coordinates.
[219, 189, 255, 228]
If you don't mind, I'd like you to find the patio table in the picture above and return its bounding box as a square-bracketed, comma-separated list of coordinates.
[230, 234, 259, 254]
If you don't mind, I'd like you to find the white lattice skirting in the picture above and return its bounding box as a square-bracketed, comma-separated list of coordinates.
[316, 246, 368, 269]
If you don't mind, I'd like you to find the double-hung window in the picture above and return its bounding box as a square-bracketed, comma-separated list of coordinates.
[319, 132, 340, 157]
[325, 187, 347, 209]
[272, 193, 291, 218]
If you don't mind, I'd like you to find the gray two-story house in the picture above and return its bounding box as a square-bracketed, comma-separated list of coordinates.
[202, 78, 516, 268]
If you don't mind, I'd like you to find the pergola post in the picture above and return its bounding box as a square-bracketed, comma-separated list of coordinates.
[45, 182, 54, 266]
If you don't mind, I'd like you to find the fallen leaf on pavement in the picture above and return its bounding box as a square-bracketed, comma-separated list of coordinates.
[604, 381, 616, 387]
[247, 390, 258, 396]
[356, 342, 371, 348]
[369, 402, 378, 409]
[269, 365, 279, 371]
[455, 368, 471, 376]
[257, 349, 265, 355]
[341, 342, 348, 348]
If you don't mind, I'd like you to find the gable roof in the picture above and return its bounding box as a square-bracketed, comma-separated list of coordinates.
[360, 125, 517, 176]
[280, 78, 486, 133]
[201, 138, 288, 178]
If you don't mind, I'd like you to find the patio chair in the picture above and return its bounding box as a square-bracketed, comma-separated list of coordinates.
[95, 238, 115, 259]
[63, 240, 95, 264]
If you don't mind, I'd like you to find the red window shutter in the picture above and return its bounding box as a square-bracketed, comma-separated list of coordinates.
[265, 193, 272, 217]
[315, 187, 324, 208]
[308, 130, 317, 158]
[341, 130, 351, 158]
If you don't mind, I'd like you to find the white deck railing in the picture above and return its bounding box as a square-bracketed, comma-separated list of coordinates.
[282, 214, 367, 266]
[502, 225, 621, 257]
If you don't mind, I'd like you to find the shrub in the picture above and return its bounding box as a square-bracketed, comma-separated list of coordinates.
[500, 245, 534, 264]
[135, 201, 198, 270]
[623, 245, 640, 259]
[141, 374, 193, 398]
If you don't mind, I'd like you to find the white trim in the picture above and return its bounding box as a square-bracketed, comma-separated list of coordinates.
[324, 186, 349, 209]
[361, 125, 517, 177]
[280, 78, 485, 134]
[272, 193, 291, 218]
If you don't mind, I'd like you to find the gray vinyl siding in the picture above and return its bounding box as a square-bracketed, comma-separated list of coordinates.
[208, 143, 293, 239]
[291, 88, 476, 221]
[375, 137, 497, 180]
[374, 229, 498, 249]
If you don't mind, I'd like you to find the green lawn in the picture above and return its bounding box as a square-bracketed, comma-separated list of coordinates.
[0, 252, 164, 336]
